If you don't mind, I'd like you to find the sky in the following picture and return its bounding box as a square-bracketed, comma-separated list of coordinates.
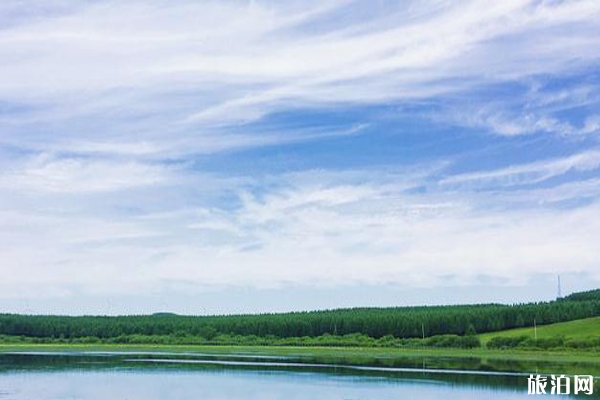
[1, 0, 600, 315]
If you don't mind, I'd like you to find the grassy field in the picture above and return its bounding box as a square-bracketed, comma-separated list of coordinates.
[0, 342, 599, 363]
[479, 316, 600, 344]
[2, 336, 600, 375]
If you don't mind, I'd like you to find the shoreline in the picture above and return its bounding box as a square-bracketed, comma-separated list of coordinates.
[1, 342, 599, 362]
[2, 343, 600, 377]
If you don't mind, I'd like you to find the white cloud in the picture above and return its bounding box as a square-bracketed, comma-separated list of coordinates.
[1, 1, 600, 306]
[1, 164, 600, 299]
[0, 154, 171, 193]
[452, 108, 600, 137]
[471, 113, 575, 137]
[0, 0, 599, 155]
[437, 80, 600, 137]
[499, 177, 600, 205]
[442, 148, 600, 187]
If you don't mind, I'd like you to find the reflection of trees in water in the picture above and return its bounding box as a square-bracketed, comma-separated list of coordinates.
[1, 353, 598, 397]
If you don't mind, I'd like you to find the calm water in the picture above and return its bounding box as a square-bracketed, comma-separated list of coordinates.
[0, 352, 594, 400]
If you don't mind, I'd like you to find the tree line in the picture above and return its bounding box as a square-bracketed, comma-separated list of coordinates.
[0, 292, 599, 341]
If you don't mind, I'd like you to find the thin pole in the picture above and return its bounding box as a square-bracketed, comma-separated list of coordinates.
[422, 322, 425, 340]
[534, 318, 537, 340]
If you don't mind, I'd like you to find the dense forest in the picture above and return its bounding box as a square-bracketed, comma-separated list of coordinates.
[561, 288, 600, 302]
[1, 289, 599, 345]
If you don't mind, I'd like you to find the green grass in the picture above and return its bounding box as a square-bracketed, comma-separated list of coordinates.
[479, 316, 600, 344]
[2, 341, 600, 375]
[1, 342, 599, 362]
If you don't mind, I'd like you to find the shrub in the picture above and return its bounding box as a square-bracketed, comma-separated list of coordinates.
[487, 335, 528, 349]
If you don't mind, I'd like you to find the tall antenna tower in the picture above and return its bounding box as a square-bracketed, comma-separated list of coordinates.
[557, 275, 562, 299]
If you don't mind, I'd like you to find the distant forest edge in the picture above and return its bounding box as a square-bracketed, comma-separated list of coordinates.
[1, 288, 600, 350]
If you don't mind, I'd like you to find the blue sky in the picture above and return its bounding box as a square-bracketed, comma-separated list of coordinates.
[1, 0, 600, 314]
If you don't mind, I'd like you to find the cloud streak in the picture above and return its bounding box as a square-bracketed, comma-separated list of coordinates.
[0, 154, 172, 193]
[1, 1, 600, 310]
[442, 148, 600, 187]
[1, 0, 600, 156]
[2, 166, 600, 299]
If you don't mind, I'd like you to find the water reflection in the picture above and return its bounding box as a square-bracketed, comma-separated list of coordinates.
[0, 353, 596, 399]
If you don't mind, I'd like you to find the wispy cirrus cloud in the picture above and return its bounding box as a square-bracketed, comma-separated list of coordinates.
[454, 110, 600, 137]
[2, 1, 600, 312]
[1, 0, 600, 156]
[442, 148, 600, 187]
[2, 165, 600, 300]
[442, 84, 600, 137]
[0, 154, 172, 193]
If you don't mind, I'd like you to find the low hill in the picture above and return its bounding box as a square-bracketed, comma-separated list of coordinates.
[479, 316, 600, 347]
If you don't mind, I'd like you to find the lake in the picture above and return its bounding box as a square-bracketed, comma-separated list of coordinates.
[0, 352, 593, 399]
